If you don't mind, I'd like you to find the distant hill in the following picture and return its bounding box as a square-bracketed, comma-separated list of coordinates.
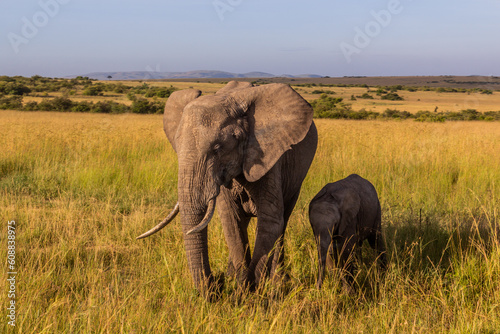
[67, 70, 323, 80]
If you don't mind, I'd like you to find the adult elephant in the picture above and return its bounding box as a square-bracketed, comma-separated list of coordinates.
[137, 81, 318, 297]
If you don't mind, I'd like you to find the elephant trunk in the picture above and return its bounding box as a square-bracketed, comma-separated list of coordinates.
[180, 210, 213, 292]
[178, 160, 221, 297]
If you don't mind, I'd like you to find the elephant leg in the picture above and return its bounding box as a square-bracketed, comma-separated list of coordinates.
[217, 189, 252, 287]
[368, 229, 387, 271]
[368, 207, 387, 271]
[327, 240, 339, 270]
[270, 191, 300, 278]
[249, 177, 285, 286]
[338, 235, 357, 290]
[250, 216, 284, 286]
[316, 232, 333, 289]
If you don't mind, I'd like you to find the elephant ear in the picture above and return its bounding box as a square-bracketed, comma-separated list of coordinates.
[335, 190, 361, 237]
[231, 84, 313, 182]
[215, 81, 253, 95]
[163, 89, 201, 152]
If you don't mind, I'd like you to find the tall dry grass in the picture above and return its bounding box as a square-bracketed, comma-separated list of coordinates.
[1, 110, 499, 333]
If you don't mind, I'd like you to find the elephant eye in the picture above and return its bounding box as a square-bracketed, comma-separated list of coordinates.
[213, 143, 222, 153]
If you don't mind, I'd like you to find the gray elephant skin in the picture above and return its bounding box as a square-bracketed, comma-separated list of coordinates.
[309, 174, 387, 289]
[138, 81, 318, 297]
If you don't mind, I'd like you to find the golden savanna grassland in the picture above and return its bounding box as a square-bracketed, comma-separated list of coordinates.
[1, 86, 499, 332]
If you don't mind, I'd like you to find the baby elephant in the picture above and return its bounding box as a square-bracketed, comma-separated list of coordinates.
[309, 174, 387, 289]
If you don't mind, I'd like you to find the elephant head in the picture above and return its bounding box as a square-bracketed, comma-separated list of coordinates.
[138, 81, 314, 294]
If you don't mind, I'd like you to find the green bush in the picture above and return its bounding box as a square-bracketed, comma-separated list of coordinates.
[0, 82, 31, 95]
[347, 108, 379, 120]
[71, 102, 92, 113]
[0, 96, 23, 109]
[113, 83, 130, 94]
[143, 86, 176, 98]
[381, 93, 404, 101]
[482, 111, 500, 120]
[414, 111, 446, 122]
[311, 94, 350, 118]
[90, 101, 130, 114]
[51, 97, 74, 111]
[131, 98, 165, 114]
[311, 89, 335, 95]
[23, 101, 39, 111]
[131, 83, 150, 95]
[383, 109, 411, 119]
[83, 84, 104, 96]
[356, 93, 374, 99]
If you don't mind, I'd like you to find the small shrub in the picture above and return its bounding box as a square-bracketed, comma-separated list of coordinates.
[113, 83, 130, 94]
[311, 89, 335, 95]
[127, 92, 136, 101]
[51, 97, 74, 111]
[460, 109, 480, 120]
[381, 93, 404, 101]
[90, 101, 129, 114]
[347, 109, 379, 120]
[0, 96, 23, 109]
[0, 82, 31, 95]
[83, 85, 104, 96]
[356, 93, 374, 99]
[482, 111, 500, 120]
[23, 101, 39, 111]
[131, 99, 165, 114]
[383, 109, 411, 119]
[71, 102, 92, 112]
[414, 110, 445, 122]
[311, 94, 350, 118]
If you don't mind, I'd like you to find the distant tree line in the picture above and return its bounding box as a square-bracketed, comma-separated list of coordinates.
[0, 75, 176, 98]
[0, 96, 165, 114]
[310, 93, 500, 122]
[0, 76, 498, 120]
[298, 82, 494, 95]
[0, 75, 175, 114]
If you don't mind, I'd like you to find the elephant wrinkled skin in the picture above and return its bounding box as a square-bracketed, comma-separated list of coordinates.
[309, 174, 387, 289]
[138, 81, 318, 297]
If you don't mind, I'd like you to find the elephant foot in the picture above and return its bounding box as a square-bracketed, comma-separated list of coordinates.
[226, 260, 236, 279]
[339, 271, 357, 296]
[198, 273, 225, 302]
[341, 280, 356, 296]
[270, 270, 291, 287]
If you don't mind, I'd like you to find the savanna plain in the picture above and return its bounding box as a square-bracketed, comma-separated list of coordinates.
[1, 80, 500, 333]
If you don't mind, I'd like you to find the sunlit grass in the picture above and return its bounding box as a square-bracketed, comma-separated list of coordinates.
[1, 110, 499, 332]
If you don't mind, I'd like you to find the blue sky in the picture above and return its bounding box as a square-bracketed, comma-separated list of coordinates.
[1, 0, 499, 77]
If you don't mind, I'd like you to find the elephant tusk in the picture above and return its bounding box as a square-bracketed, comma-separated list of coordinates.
[186, 198, 216, 235]
[136, 202, 180, 240]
